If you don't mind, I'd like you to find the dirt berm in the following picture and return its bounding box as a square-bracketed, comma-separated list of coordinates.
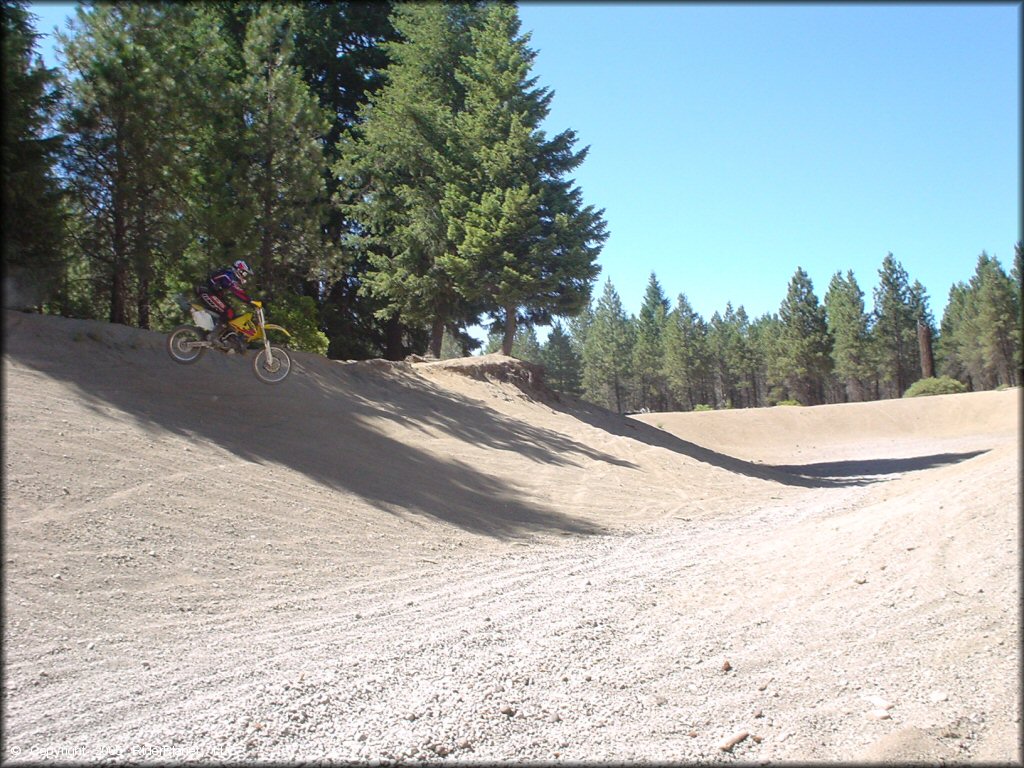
[3, 309, 1020, 763]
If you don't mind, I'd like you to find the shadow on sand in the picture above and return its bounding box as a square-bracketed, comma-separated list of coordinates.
[545, 390, 988, 488]
[5, 313, 613, 540]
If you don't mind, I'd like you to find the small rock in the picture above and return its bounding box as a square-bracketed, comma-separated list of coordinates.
[752, 734, 763, 743]
[456, 738, 472, 751]
[753, 709, 763, 718]
[930, 691, 948, 703]
[687, 730, 698, 738]
[868, 709, 891, 720]
[500, 704, 516, 717]
[868, 696, 894, 710]
[719, 730, 749, 752]
[721, 660, 732, 672]
[854, 576, 868, 585]
[547, 712, 561, 723]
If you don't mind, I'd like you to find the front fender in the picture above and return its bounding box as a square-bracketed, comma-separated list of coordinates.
[263, 323, 292, 338]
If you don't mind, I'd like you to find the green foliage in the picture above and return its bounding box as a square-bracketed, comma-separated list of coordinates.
[663, 293, 711, 411]
[872, 253, 927, 397]
[264, 294, 328, 355]
[2, 1, 67, 311]
[632, 273, 669, 410]
[938, 251, 1020, 389]
[693, 403, 714, 412]
[903, 376, 968, 398]
[541, 321, 583, 396]
[777, 267, 832, 405]
[582, 279, 634, 413]
[774, 399, 803, 407]
[825, 270, 873, 401]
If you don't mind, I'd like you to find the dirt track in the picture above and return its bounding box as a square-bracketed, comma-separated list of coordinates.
[2, 310, 1020, 763]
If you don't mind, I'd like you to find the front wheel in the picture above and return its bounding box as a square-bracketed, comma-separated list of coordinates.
[167, 325, 207, 364]
[253, 345, 291, 384]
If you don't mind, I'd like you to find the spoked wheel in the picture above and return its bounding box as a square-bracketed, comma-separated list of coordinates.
[253, 345, 291, 384]
[167, 325, 207, 364]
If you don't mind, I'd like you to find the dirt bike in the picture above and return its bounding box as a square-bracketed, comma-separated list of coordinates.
[167, 295, 293, 384]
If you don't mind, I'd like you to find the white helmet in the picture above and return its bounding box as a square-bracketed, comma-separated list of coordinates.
[233, 259, 253, 283]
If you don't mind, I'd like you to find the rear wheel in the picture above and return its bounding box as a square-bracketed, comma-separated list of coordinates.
[253, 346, 291, 384]
[167, 325, 207, 364]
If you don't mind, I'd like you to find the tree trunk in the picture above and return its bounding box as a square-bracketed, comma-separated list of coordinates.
[384, 313, 405, 361]
[110, 263, 128, 325]
[137, 276, 150, 329]
[501, 304, 516, 356]
[428, 314, 445, 358]
[917, 321, 934, 379]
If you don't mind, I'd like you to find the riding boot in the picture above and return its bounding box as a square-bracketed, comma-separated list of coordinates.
[209, 323, 228, 347]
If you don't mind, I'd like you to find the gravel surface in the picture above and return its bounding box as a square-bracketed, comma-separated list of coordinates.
[2, 310, 1020, 764]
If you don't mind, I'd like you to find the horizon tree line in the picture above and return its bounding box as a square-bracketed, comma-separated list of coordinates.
[488, 247, 1021, 412]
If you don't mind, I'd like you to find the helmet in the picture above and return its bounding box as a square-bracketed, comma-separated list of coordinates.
[233, 260, 253, 283]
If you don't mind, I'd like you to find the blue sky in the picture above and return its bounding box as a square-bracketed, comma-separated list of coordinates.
[26, 2, 1021, 324]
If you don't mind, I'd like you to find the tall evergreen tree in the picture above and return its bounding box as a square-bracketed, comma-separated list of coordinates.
[871, 253, 920, 397]
[824, 270, 873, 402]
[581, 278, 634, 413]
[58, 3, 199, 326]
[2, 0, 66, 311]
[941, 252, 1020, 389]
[444, 2, 605, 355]
[238, 5, 333, 301]
[336, 2, 482, 358]
[747, 312, 781, 407]
[292, 2, 401, 358]
[542, 320, 583, 396]
[777, 267, 832, 405]
[632, 272, 669, 410]
[662, 293, 710, 410]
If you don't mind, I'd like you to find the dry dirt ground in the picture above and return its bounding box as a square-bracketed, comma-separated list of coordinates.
[2, 309, 1020, 764]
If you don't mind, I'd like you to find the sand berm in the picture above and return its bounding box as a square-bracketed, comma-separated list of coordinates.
[3, 309, 1020, 763]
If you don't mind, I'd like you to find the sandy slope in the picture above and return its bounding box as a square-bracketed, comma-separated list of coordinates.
[2, 309, 1020, 764]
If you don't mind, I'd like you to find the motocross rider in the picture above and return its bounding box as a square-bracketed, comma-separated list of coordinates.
[196, 259, 255, 349]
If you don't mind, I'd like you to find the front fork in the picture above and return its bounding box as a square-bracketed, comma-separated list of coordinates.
[256, 306, 275, 365]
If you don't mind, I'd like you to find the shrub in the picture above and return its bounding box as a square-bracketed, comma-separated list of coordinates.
[265, 294, 329, 355]
[903, 376, 968, 398]
[774, 399, 802, 407]
[693, 403, 714, 412]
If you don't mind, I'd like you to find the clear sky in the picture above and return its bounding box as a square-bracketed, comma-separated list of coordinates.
[26, 2, 1022, 324]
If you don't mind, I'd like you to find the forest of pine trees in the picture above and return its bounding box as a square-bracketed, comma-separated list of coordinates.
[489, 249, 1021, 413]
[3, 1, 1020, 412]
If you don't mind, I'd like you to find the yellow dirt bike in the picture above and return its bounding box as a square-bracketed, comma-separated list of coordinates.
[167, 296, 292, 384]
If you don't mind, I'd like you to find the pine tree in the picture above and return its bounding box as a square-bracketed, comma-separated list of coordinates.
[336, 2, 482, 358]
[632, 273, 669, 410]
[58, 3, 199, 326]
[662, 293, 710, 410]
[445, 2, 605, 354]
[824, 270, 873, 402]
[777, 267, 832, 405]
[871, 253, 920, 397]
[239, 5, 333, 300]
[542, 321, 583, 396]
[581, 279, 634, 413]
[945, 252, 1021, 389]
[747, 312, 781, 407]
[2, 1, 66, 311]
